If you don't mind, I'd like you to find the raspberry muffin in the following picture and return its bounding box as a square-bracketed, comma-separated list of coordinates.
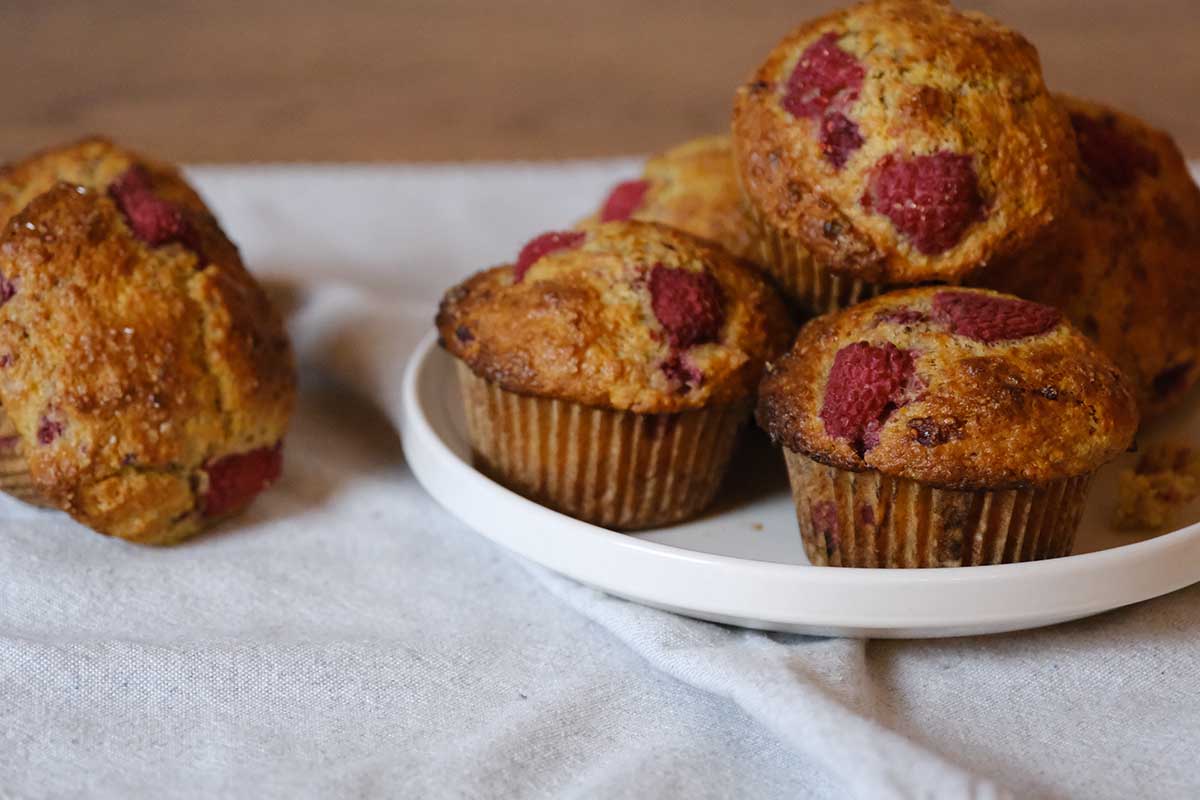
[589, 135, 758, 263]
[0, 138, 295, 544]
[978, 96, 1200, 417]
[437, 221, 793, 529]
[757, 287, 1137, 567]
[732, 0, 1076, 313]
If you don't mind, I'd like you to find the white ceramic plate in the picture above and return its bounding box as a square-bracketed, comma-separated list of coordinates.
[401, 331, 1200, 638]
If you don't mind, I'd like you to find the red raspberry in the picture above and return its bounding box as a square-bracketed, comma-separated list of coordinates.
[932, 291, 1060, 343]
[660, 351, 704, 392]
[37, 416, 63, 445]
[108, 167, 191, 246]
[600, 179, 650, 222]
[810, 500, 840, 556]
[648, 265, 724, 348]
[1070, 112, 1160, 190]
[201, 443, 283, 517]
[820, 341, 916, 454]
[820, 111, 864, 168]
[512, 230, 586, 282]
[0, 275, 14, 306]
[862, 152, 984, 255]
[782, 32, 864, 119]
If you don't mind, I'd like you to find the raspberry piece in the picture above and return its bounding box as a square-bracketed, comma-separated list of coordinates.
[648, 265, 724, 348]
[37, 416, 63, 445]
[108, 167, 190, 246]
[513, 231, 586, 283]
[782, 32, 864, 119]
[862, 152, 985, 255]
[0, 275, 15, 306]
[600, 179, 650, 222]
[810, 500, 840, 556]
[820, 341, 916, 454]
[820, 111, 863, 168]
[932, 291, 1060, 343]
[201, 443, 283, 517]
[660, 352, 704, 392]
[1070, 112, 1159, 190]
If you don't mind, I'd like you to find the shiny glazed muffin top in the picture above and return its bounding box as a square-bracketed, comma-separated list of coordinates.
[437, 221, 794, 414]
[732, 0, 1076, 284]
[757, 287, 1138, 489]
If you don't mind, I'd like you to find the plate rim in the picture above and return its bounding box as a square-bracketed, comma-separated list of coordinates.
[401, 330, 1200, 635]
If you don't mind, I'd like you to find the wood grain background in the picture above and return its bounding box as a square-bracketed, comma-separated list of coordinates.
[3, 1, 1197, 163]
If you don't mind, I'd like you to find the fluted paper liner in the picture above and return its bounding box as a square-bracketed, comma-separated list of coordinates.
[784, 450, 1093, 567]
[456, 362, 747, 530]
[0, 405, 50, 507]
[744, 204, 884, 315]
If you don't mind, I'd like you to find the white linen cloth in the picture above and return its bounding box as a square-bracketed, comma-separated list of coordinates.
[1, 162, 1198, 800]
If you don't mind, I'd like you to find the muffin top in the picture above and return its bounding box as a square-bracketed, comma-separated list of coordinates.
[0, 140, 295, 543]
[732, 0, 1076, 285]
[979, 95, 1200, 417]
[589, 135, 758, 262]
[757, 287, 1138, 489]
[437, 221, 794, 414]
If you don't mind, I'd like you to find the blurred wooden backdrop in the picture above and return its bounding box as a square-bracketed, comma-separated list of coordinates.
[3, 1, 1197, 162]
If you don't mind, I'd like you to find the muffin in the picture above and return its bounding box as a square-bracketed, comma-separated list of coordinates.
[757, 287, 1137, 567]
[0, 138, 295, 544]
[977, 96, 1200, 417]
[437, 221, 793, 529]
[732, 0, 1077, 314]
[589, 135, 758, 263]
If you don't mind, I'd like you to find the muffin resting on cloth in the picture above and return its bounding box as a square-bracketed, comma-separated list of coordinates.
[437, 221, 794, 529]
[0, 138, 295, 544]
[588, 135, 758, 263]
[732, 0, 1076, 313]
[757, 287, 1138, 567]
[978, 96, 1200, 417]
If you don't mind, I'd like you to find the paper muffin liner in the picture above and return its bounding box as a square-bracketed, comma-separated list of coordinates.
[456, 361, 747, 530]
[0, 405, 51, 507]
[744, 203, 884, 315]
[783, 450, 1094, 568]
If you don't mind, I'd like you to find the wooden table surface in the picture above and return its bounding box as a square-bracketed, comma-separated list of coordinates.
[4, 1, 1198, 163]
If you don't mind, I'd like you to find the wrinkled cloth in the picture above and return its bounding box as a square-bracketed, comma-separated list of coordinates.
[1, 163, 1198, 800]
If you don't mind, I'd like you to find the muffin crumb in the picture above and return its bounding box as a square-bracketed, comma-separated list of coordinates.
[1114, 442, 1200, 530]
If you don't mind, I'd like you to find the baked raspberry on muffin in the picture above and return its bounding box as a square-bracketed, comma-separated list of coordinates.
[0, 138, 295, 544]
[588, 135, 759, 264]
[732, 0, 1076, 313]
[977, 96, 1200, 417]
[757, 287, 1137, 567]
[437, 221, 793, 529]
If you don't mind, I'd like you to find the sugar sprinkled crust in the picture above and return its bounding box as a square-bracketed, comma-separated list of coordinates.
[732, 0, 1076, 285]
[0, 138, 295, 543]
[437, 221, 794, 414]
[757, 287, 1138, 489]
[588, 135, 759, 263]
[978, 95, 1200, 417]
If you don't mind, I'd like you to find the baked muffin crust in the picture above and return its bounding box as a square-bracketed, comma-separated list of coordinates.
[438, 221, 793, 414]
[732, 0, 1076, 284]
[757, 287, 1138, 489]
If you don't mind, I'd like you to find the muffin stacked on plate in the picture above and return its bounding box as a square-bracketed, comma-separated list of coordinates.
[436, 0, 1199, 564]
[438, 221, 792, 529]
[0, 137, 295, 544]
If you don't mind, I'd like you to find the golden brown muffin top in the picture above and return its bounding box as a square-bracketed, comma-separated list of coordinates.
[437, 221, 794, 414]
[757, 287, 1138, 489]
[732, 0, 1076, 285]
[587, 135, 758, 262]
[979, 95, 1200, 418]
[0, 140, 295, 544]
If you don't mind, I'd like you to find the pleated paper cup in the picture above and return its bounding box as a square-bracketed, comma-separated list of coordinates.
[456, 361, 747, 530]
[744, 204, 884, 316]
[0, 406, 50, 507]
[783, 450, 1093, 568]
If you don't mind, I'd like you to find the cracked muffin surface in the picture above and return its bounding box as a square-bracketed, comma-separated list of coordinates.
[437, 221, 794, 414]
[978, 96, 1200, 417]
[757, 287, 1138, 489]
[732, 0, 1076, 286]
[0, 139, 294, 544]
